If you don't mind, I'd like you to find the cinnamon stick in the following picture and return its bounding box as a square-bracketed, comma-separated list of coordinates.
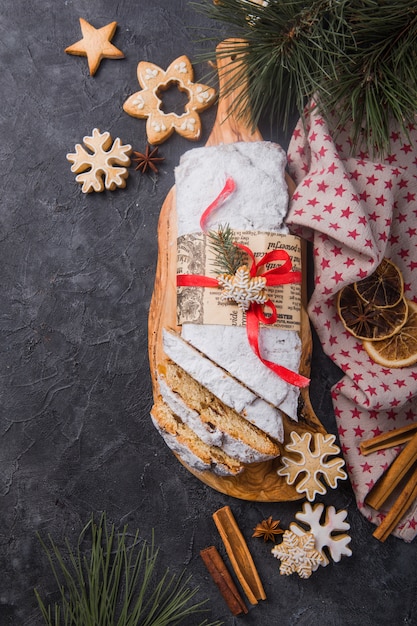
[373, 463, 417, 542]
[365, 431, 417, 511]
[213, 505, 266, 605]
[200, 546, 248, 616]
[360, 423, 417, 456]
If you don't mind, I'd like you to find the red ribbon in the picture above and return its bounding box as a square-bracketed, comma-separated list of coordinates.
[177, 177, 309, 388]
[177, 244, 309, 388]
[200, 177, 236, 232]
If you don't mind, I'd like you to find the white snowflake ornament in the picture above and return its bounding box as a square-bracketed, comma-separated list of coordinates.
[217, 265, 268, 311]
[277, 431, 347, 501]
[67, 128, 132, 193]
[290, 502, 352, 568]
[271, 529, 324, 579]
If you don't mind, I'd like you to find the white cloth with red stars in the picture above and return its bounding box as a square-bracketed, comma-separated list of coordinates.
[286, 106, 417, 542]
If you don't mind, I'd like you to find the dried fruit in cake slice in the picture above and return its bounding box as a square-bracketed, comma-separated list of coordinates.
[160, 361, 280, 462]
[362, 300, 417, 368]
[151, 401, 243, 476]
[162, 328, 284, 442]
[354, 257, 404, 308]
[337, 284, 408, 341]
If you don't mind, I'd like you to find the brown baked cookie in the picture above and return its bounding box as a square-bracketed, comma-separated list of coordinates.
[65, 18, 124, 76]
[123, 55, 216, 144]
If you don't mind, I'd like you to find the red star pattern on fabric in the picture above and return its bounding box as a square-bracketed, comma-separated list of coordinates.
[286, 107, 417, 543]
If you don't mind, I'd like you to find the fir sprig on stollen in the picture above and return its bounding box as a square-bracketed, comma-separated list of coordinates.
[194, 0, 417, 156]
[208, 224, 246, 275]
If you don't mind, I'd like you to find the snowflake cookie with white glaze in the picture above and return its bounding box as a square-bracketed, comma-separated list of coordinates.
[67, 128, 132, 193]
[217, 265, 268, 311]
[271, 529, 324, 579]
[277, 431, 347, 501]
[290, 502, 352, 568]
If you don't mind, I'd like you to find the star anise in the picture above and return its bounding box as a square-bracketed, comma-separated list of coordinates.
[132, 144, 164, 174]
[252, 516, 284, 542]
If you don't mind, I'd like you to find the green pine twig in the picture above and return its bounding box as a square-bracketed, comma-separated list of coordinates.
[208, 224, 246, 275]
[34, 513, 222, 626]
[193, 0, 417, 156]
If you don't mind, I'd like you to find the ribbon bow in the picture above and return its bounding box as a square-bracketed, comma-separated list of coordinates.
[177, 244, 309, 388]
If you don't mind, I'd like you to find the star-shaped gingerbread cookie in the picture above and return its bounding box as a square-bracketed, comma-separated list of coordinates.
[65, 18, 124, 76]
[123, 55, 216, 144]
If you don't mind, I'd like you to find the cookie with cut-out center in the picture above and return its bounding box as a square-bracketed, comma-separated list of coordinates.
[123, 55, 216, 144]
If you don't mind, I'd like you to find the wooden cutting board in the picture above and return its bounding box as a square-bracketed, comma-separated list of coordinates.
[148, 39, 326, 501]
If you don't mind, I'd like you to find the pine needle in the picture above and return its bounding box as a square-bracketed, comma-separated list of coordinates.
[34, 513, 222, 626]
[208, 224, 246, 275]
[193, 0, 417, 156]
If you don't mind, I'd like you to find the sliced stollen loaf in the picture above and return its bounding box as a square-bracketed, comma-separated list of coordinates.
[150, 401, 243, 476]
[181, 325, 300, 421]
[159, 361, 280, 463]
[162, 328, 284, 442]
[175, 141, 301, 422]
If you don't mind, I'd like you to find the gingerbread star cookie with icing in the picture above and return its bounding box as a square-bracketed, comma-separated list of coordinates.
[65, 18, 124, 76]
[123, 55, 216, 144]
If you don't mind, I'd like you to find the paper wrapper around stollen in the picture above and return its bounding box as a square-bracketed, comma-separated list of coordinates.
[286, 105, 417, 542]
[147, 39, 327, 502]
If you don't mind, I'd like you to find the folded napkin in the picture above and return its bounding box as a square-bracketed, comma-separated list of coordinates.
[286, 106, 417, 542]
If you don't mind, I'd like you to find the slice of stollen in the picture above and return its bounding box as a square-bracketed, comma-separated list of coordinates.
[181, 325, 300, 421]
[151, 401, 243, 476]
[159, 362, 280, 463]
[162, 328, 284, 442]
[159, 381, 274, 464]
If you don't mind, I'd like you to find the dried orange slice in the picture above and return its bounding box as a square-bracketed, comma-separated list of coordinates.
[337, 284, 408, 341]
[363, 300, 417, 368]
[354, 258, 404, 308]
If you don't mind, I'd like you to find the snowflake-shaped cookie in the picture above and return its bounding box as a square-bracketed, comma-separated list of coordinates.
[66, 128, 132, 193]
[217, 265, 268, 311]
[123, 55, 216, 145]
[271, 529, 324, 579]
[291, 502, 352, 568]
[277, 431, 347, 501]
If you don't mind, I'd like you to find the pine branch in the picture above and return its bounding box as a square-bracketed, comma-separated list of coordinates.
[34, 513, 221, 626]
[318, 0, 417, 155]
[193, 0, 417, 156]
[194, 0, 347, 129]
[208, 224, 246, 275]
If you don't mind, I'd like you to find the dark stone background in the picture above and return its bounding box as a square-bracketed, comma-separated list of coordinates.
[1, 1, 416, 624]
